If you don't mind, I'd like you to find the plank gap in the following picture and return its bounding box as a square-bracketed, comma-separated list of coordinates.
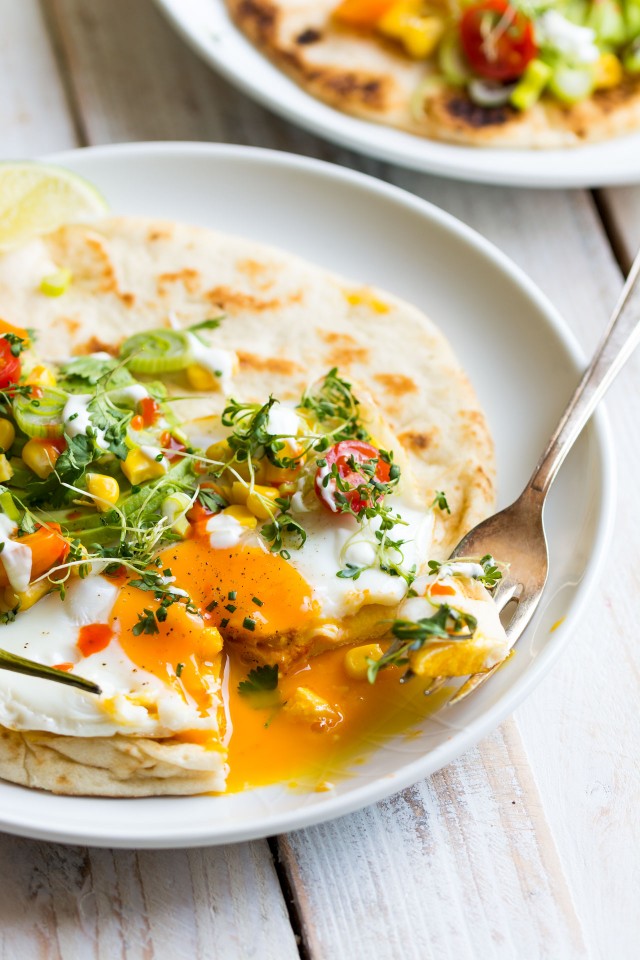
[38, 0, 89, 147]
[590, 189, 633, 275]
[268, 836, 308, 960]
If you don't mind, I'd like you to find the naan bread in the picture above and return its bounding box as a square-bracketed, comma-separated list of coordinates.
[0, 215, 494, 795]
[226, 0, 640, 148]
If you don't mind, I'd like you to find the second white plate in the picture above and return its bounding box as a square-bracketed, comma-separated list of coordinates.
[154, 0, 640, 188]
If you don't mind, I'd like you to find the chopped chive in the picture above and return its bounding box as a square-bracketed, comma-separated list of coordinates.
[252, 596, 263, 607]
[225, 603, 236, 613]
[228, 590, 237, 600]
[242, 617, 256, 631]
[220, 617, 229, 629]
[206, 599, 219, 611]
[163, 568, 172, 577]
[176, 662, 184, 678]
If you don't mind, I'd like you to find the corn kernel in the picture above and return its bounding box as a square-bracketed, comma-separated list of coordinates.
[187, 364, 220, 391]
[0, 454, 13, 483]
[264, 461, 302, 485]
[229, 480, 249, 506]
[594, 52, 623, 89]
[344, 643, 383, 680]
[0, 418, 15, 452]
[221, 504, 257, 528]
[246, 484, 280, 521]
[161, 491, 192, 537]
[344, 288, 390, 313]
[86, 473, 120, 512]
[283, 687, 338, 728]
[121, 447, 167, 485]
[22, 438, 59, 479]
[206, 439, 232, 463]
[25, 364, 57, 388]
[3, 579, 52, 613]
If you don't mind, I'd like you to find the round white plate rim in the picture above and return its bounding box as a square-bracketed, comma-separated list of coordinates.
[0, 141, 616, 847]
[153, 0, 640, 188]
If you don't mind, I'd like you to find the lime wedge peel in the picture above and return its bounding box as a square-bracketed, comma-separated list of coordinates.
[0, 161, 108, 249]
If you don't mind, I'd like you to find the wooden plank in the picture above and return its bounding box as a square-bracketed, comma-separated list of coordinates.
[281, 720, 584, 960]
[0, 0, 77, 156]
[0, 834, 300, 959]
[21, 2, 640, 957]
[597, 187, 640, 272]
[0, 4, 300, 958]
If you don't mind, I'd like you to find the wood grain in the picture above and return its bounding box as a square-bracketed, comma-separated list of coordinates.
[0, 0, 76, 157]
[597, 187, 640, 271]
[281, 720, 585, 960]
[0, 835, 300, 959]
[2, 1, 638, 957]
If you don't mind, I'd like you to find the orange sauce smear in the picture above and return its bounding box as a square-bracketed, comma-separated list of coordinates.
[224, 647, 450, 793]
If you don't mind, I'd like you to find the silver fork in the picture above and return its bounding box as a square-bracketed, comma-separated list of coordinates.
[436, 246, 640, 706]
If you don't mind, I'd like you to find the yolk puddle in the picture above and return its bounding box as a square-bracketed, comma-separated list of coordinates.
[100, 536, 449, 791]
[225, 646, 450, 792]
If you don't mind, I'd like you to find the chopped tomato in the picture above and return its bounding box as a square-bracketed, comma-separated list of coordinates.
[0, 338, 22, 390]
[333, 0, 395, 27]
[130, 414, 144, 431]
[139, 396, 160, 427]
[0, 522, 70, 588]
[460, 0, 537, 81]
[315, 440, 391, 514]
[159, 430, 186, 462]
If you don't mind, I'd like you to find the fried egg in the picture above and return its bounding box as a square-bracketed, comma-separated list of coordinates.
[0, 575, 224, 742]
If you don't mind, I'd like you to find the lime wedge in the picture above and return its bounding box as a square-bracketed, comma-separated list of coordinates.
[0, 161, 108, 249]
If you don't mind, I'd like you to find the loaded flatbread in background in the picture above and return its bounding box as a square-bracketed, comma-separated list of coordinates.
[226, 0, 640, 147]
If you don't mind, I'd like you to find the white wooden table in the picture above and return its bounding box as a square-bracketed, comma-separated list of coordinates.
[2, 2, 639, 957]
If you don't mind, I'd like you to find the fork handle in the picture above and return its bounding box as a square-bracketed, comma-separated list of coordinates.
[528, 247, 640, 497]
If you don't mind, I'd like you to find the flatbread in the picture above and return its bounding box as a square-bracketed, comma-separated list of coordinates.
[0, 727, 226, 796]
[226, 0, 640, 148]
[0, 215, 495, 795]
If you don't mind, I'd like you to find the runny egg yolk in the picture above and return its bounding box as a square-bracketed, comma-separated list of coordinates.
[158, 538, 318, 643]
[110, 586, 223, 713]
[107, 538, 316, 714]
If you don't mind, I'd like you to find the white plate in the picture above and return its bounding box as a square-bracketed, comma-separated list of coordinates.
[0, 142, 614, 847]
[153, 0, 640, 188]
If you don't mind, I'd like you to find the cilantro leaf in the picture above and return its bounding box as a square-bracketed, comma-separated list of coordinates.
[238, 664, 279, 697]
[198, 488, 228, 513]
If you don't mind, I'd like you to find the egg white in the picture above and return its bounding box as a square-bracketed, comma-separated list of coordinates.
[0, 576, 221, 739]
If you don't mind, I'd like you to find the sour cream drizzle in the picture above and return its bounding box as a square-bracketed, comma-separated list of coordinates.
[62, 394, 107, 448]
[0, 514, 32, 593]
[186, 333, 237, 394]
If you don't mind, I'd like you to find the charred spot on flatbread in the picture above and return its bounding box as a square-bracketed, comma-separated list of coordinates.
[443, 95, 517, 129]
[296, 28, 322, 45]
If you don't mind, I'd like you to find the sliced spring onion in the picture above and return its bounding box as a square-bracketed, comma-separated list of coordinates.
[0, 649, 101, 694]
[438, 33, 470, 87]
[548, 63, 595, 104]
[0, 490, 20, 522]
[13, 386, 68, 438]
[468, 79, 516, 108]
[410, 76, 448, 121]
[510, 59, 553, 111]
[587, 0, 626, 46]
[624, 39, 640, 74]
[40, 268, 72, 298]
[119, 329, 192, 373]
